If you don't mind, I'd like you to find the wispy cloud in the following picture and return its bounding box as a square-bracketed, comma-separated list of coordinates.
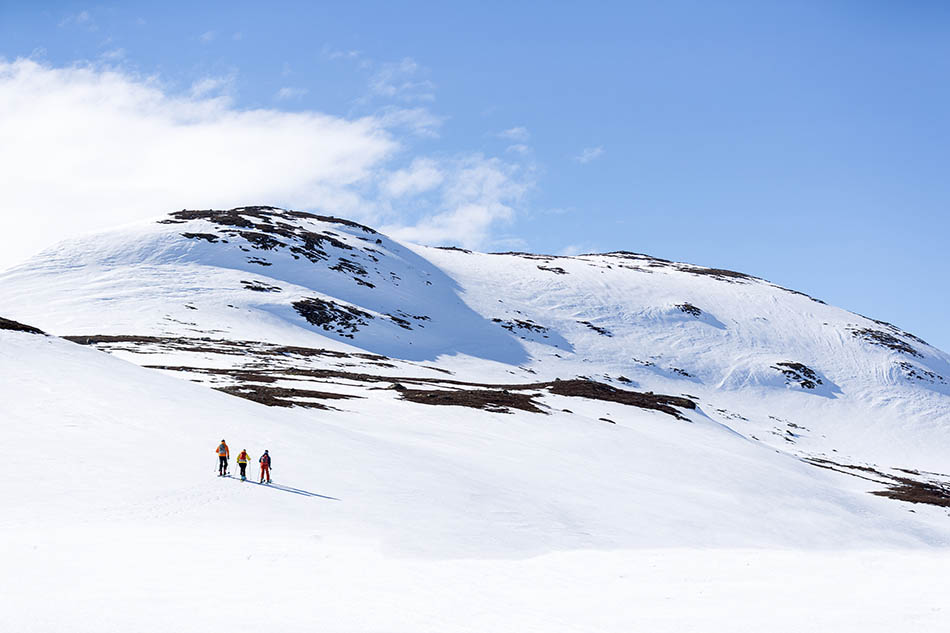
[375, 106, 443, 138]
[275, 86, 308, 101]
[320, 45, 374, 71]
[99, 48, 126, 62]
[59, 10, 97, 31]
[575, 146, 604, 164]
[199, 30, 216, 43]
[382, 158, 444, 198]
[369, 57, 435, 102]
[498, 126, 529, 142]
[322, 45, 362, 62]
[381, 155, 534, 249]
[190, 75, 235, 99]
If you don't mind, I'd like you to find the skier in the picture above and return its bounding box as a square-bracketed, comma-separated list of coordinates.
[216, 439, 229, 476]
[237, 448, 251, 481]
[259, 450, 272, 484]
[236, 449, 251, 481]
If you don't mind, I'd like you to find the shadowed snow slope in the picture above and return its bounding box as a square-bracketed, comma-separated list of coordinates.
[2, 207, 950, 632]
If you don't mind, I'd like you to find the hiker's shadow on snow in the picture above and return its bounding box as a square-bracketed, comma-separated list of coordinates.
[247, 480, 339, 500]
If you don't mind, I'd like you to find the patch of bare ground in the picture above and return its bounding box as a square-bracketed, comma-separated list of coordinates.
[180, 232, 220, 243]
[578, 320, 612, 337]
[395, 378, 696, 419]
[773, 285, 826, 304]
[67, 334, 697, 419]
[898, 361, 945, 384]
[805, 457, 950, 508]
[166, 206, 376, 234]
[490, 252, 560, 260]
[860, 315, 930, 346]
[0, 317, 45, 335]
[492, 318, 549, 337]
[65, 335, 388, 361]
[545, 379, 696, 420]
[399, 388, 546, 414]
[140, 363, 696, 419]
[871, 481, 950, 507]
[676, 303, 702, 317]
[162, 207, 378, 266]
[676, 266, 756, 282]
[772, 361, 823, 389]
[214, 384, 361, 409]
[241, 280, 282, 292]
[595, 251, 673, 264]
[292, 298, 374, 337]
[849, 327, 922, 358]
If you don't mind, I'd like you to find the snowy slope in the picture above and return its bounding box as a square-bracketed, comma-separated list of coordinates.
[3, 206, 948, 473]
[4, 319, 950, 631]
[3, 207, 950, 631]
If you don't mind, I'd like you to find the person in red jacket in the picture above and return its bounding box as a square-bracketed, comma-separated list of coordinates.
[259, 450, 272, 484]
[216, 440, 229, 476]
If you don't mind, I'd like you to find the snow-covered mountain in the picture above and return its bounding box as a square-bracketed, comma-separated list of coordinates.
[3, 206, 950, 632]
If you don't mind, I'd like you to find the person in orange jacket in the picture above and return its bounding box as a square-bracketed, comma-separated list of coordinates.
[259, 450, 272, 484]
[236, 449, 251, 481]
[216, 439, 229, 476]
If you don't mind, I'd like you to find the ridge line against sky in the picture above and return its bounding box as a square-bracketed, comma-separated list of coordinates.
[0, 1, 948, 352]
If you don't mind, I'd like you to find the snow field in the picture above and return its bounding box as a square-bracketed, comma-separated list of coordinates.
[2, 208, 950, 631]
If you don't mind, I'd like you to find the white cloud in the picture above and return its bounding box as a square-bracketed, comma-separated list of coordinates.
[381, 156, 533, 249]
[0, 59, 396, 269]
[575, 146, 604, 164]
[498, 126, 529, 142]
[506, 144, 530, 155]
[100, 48, 126, 62]
[190, 75, 234, 98]
[275, 86, 308, 101]
[369, 57, 435, 102]
[322, 45, 362, 62]
[60, 10, 97, 31]
[375, 106, 444, 138]
[382, 158, 444, 198]
[0, 59, 534, 269]
[199, 30, 216, 43]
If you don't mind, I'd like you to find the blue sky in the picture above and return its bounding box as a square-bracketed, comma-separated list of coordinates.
[1, 1, 948, 351]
